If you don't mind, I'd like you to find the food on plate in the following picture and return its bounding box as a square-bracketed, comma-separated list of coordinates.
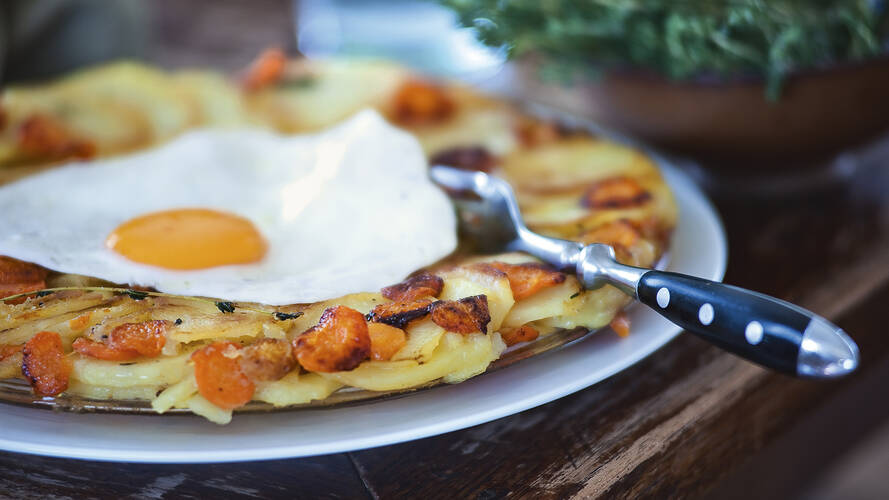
[0, 54, 677, 424]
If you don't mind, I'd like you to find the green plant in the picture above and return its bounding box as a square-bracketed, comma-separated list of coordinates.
[444, 0, 889, 97]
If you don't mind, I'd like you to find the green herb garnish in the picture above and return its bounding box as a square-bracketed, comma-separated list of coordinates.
[278, 75, 316, 90]
[125, 290, 148, 301]
[215, 301, 236, 314]
[274, 311, 303, 321]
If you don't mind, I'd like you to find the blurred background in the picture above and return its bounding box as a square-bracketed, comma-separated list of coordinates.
[2, 0, 889, 497]
[3, 0, 888, 195]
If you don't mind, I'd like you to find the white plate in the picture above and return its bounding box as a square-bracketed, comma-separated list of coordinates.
[0, 162, 726, 463]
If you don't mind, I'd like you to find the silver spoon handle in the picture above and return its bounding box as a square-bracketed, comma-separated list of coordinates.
[576, 244, 858, 378]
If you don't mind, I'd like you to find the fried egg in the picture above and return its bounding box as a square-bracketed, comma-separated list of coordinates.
[0, 110, 457, 304]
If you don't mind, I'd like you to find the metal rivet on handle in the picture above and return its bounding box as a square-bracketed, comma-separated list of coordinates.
[745, 321, 764, 345]
[699, 303, 714, 325]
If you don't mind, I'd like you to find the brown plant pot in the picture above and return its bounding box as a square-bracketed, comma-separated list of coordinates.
[577, 57, 889, 173]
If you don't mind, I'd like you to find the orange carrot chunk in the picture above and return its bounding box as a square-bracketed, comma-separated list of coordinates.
[487, 261, 566, 301]
[429, 295, 491, 334]
[500, 325, 540, 347]
[22, 331, 70, 396]
[192, 341, 255, 410]
[17, 114, 96, 161]
[0, 256, 48, 300]
[581, 177, 651, 209]
[72, 320, 168, 361]
[241, 48, 287, 92]
[610, 312, 631, 338]
[367, 322, 407, 361]
[293, 306, 371, 372]
[391, 80, 454, 126]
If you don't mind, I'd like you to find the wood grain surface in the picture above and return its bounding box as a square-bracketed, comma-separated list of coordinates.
[1, 1, 888, 498]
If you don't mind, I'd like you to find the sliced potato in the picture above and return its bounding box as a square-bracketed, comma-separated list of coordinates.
[173, 70, 251, 127]
[245, 59, 409, 133]
[321, 332, 504, 391]
[391, 317, 445, 362]
[254, 372, 342, 407]
[503, 277, 581, 328]
[152, 372, 198, 413]
[67, 381, 160, 401]
[71, 350, 192, 388]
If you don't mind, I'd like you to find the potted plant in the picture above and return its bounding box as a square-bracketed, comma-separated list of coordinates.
[443, 0, 889, 174]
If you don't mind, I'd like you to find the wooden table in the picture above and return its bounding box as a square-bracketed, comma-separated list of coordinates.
[4, 1, 889, 498]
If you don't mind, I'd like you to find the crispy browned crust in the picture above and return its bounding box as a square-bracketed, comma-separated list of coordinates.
[581, 177, 652, 209]
[366, 299, 433, 329]
[294, 306, 371, 373]
[429, 295, 491, 334]
[239, 338, 296, 382]
[381, 272, 444, 302]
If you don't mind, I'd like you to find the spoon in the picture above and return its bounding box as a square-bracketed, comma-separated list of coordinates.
[430, 166, 859, 378]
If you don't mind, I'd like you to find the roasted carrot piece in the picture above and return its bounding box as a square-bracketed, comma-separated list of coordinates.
[241, 48, 287, 92]
[430, 295, 491, 334]
[367, 322, 407, 361]
[581, 177, 651, 209]
[515, 118, 562, 147]
[71, 339, 135, 362]
[238, 338, 295, 382]
[109, 320, 168, 356]
[17, 114, 96, 161]
[366, 299, 433, 329]
[487, 261, 566, 301]
[390, 79, 454, 126]
[500, 325, 540, 347]
[581, 219, 640, 249]
[381, 272, 444, 302]
[22, 331, 70, 396]
[293, 306, 371, 373]
[610, 312, 631, 338]
[72, 320, 168, 361]
[68, 312, 92, 332]
[192, 341, 255, 410]
[0, 256, 48, 300]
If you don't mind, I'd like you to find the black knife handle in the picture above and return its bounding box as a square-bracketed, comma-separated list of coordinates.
[636, 271, 856, 377]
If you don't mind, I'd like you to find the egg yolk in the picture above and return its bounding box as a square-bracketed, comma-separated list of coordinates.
[106, 209, 267, 270]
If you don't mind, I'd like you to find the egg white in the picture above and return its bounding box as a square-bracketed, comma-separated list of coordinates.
[0, 110, 457, 305]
